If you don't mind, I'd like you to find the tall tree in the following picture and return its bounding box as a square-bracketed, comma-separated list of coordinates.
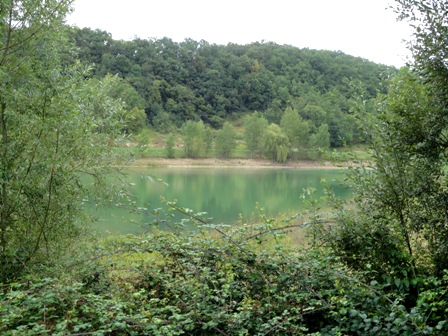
[215, 122, 236, 159]
[203, 124, 214, 155]
[105, 77, 147, 133]
[280, 107, 310, 149]
[309, 123, 330, 150]
[391, 0, 448, 274]
[263, 124, 290, 163]
[165, 133, 176, 158]
[182, 120, 205, 158]
[0, 0, 123, 281]
[320, 2, 448, 301]
[244, 112, 268, 157]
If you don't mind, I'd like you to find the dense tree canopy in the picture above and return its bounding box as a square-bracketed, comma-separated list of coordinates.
[69, 27, 395, 146]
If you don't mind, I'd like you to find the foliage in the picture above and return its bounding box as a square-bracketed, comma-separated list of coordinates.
[331, 67, 448, 277]
[308, 124, 331, 159]
[70, 27, 395, 147]
[390, 0, 448, 275]
[215, 122, 237, 159]
[263, 124, 290, 163]
[0, 278, 139, 335]
[121, 106, 147, 134]
[244, 111, 268, 157]
[182, 120, 205, 158]
[393, 0, 448, 160]
[203, 124, 214, 155]
[309, 124, 331, 150]
[103, 77, 147, 133]
[280, 106, 310, 149]
[165, 133, 176, 158]
[152, 110, 175, 133]
[308, 2, 448, 329]
[309, 69, 448, 323]
[0, 0, 123, 282]
[2, 219, 441, 335]
[83, 75, 128, 134]
[108, 76, 146, 111]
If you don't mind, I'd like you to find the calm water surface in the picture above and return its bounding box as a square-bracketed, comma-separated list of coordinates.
[89, 168, 349, 234]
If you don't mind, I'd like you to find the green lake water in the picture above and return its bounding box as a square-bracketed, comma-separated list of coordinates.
[88, 168, 350, 234]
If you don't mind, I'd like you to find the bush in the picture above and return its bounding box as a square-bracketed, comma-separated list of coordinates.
[0, 278, 140, 335]
[1, 218, 445, 335]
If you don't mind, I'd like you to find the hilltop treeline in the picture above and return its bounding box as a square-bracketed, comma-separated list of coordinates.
[70, 27, 396, 146]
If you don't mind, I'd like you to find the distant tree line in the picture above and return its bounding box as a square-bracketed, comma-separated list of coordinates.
[174, 107, 330, 162]
[69, 27, 396, 147]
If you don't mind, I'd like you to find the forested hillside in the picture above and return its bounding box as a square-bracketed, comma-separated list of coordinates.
[70, 27, 396, 146]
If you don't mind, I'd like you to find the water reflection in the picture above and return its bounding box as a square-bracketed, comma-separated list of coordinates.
[88, 168, 349, 234]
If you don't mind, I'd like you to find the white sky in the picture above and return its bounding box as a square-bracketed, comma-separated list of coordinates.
[67, 0, 412, 67]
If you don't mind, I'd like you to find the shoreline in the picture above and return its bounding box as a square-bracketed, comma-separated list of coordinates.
[127, 157, 359, 169]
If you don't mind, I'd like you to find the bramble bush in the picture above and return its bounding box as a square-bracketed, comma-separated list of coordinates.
[2, 211, 445, 335]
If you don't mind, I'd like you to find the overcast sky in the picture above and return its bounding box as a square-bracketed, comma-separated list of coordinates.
[67, 0, 412, 67]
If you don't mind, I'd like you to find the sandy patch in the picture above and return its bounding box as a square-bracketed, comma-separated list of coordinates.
[128, 157, 358, 169]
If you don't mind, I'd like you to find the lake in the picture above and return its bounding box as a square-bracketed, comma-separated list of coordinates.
[88, 168, 349, 234]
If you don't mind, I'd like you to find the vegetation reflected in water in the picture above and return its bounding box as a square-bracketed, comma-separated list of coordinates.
[89, 168, 350, 234]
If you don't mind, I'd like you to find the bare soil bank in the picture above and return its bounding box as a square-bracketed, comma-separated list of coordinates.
[129, 158, 359, 169]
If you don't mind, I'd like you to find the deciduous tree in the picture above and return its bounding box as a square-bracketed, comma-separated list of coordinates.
[165, 133, 176, 158]
[263, 124, 290, 163]
[182, 120, 204, 158]
[280, 107, 310, 150]
[309, 123, 330, 150]
[244, 112, 268, 157]
[0, 0, 123, 281]
[319, 19, 448, 327]
[215, 122, 236, 159]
